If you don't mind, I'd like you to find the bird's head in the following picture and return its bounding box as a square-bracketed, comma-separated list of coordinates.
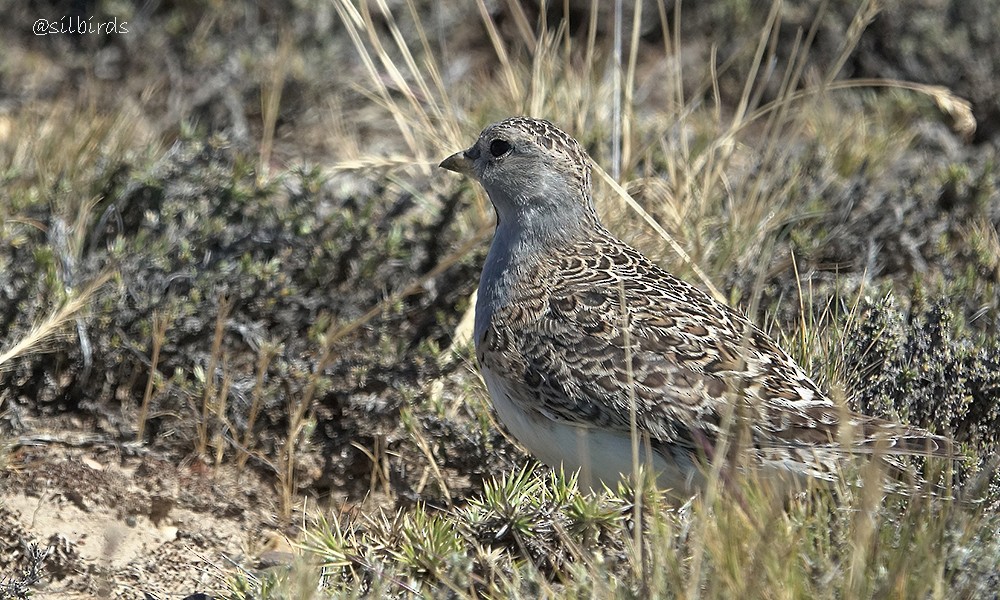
[440, 117, 599, 231]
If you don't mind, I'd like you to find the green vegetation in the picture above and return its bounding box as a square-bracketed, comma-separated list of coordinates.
[1, 0, 998, 597]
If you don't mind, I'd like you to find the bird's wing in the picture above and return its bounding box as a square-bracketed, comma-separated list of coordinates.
[480, 234, 950, 463]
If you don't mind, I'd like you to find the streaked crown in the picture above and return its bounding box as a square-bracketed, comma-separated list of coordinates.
[444, 117, 597, 227]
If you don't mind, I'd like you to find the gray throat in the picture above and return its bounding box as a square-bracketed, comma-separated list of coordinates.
[474, 221, 519, 345]
[473, 199, 597, 346]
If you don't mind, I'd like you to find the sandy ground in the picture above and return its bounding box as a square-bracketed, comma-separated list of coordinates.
[2, 424, 298, 599]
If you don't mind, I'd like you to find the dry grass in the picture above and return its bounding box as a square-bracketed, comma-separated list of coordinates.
[229, 459, 987, 599]
[137, 310, 171, 441]
[238, 0, 993, 598]
[0, 270, 115, 375]
[1, 0, 994, 597]
[0, 99, 156, 383]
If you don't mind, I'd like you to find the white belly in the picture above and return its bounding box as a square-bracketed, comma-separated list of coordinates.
[481, 366, 701, 495]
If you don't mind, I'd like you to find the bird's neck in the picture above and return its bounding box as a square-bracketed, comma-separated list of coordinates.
[492, 184, 599, 247]
[474, 201, 598, 343]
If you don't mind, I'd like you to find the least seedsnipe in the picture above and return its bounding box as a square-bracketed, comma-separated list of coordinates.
[441, 117, 951, 495]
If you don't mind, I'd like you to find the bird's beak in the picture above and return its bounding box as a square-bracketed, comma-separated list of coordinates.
[439, 150, 474, 176]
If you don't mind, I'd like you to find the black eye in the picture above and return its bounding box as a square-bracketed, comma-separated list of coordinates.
[489, 139, 512, 157]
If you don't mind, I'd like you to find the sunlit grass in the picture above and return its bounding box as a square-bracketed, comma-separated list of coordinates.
[218, 0, 994, 598]
[223, 460, 993, 599]
[0, 0, 992, 597]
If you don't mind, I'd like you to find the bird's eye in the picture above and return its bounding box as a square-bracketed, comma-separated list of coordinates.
[489, 139, 512, 157]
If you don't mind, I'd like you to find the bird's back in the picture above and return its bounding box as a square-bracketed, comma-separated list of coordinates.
[477, 227, 950, 489]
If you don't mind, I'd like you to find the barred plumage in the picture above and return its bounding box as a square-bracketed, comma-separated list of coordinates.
[441, 117, 950, 495]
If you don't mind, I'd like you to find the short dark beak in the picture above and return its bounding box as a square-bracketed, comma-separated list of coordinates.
[439, 150, 474, 176]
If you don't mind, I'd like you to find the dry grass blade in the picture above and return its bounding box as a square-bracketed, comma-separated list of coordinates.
[0, 270, 115, 371]
[403, 0, 456, 127]
[332, 0, 422, 159]
[474, 0, 521, 101]
[238, 341, 280, 470]
[137, 310, 171, 442]
[826, 0, 879, 88]
[258, 29, 294, 183]
[401, 408, 452, 503]
[744, 78, 976, 144]
[358, 0, 434, 164]
[928, 85, 977, 139]
[197, 295, 232, 457]
[212, 361, 234, 467]
[730, 0, 784, 128]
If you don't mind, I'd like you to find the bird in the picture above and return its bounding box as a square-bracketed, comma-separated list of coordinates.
[440, 116, 952, 496]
